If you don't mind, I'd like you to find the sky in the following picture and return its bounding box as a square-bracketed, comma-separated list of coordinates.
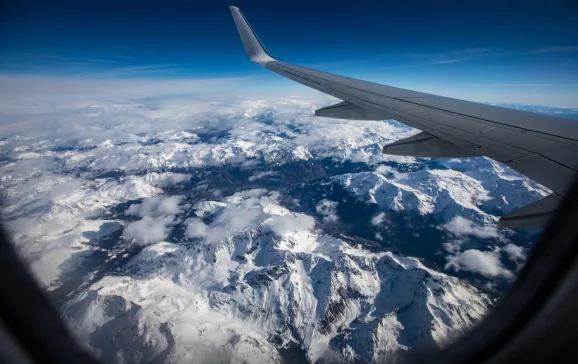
[1, 0, 578, 106]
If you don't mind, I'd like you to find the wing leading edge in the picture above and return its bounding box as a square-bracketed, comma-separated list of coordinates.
[229, 6, 578, 228]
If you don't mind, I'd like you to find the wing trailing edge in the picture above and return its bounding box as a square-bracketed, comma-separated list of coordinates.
[315, 101, 390, 120]
[498, 194, 562, 229]
[382, 132, 480, 158]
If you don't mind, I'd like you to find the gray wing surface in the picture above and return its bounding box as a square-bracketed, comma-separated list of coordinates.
[229, 6, 578, 228]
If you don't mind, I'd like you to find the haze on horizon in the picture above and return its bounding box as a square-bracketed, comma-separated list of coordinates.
[1, 0, 577, 107]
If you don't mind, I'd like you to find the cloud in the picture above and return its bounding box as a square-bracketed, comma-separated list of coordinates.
[87, 64, 179, 78]
[0, 75, 252, 105]
[266, 214, 315, 235]
[434, 59, 464, 64]
[445, 249, 513, 279]
[502, 243, 526, 265]
[400, 48, 491, 67]
[125, 195, 187, 218]
[122, 195, 188, 245]
[248, 171, 280, 182]
[443, 216, 501, 239]
[122, 215, 175, 245]
[442, 240, 463, 254]
[185, 190, 314, 243]
[185, 190, 280, 243]
[161, 173, 191, 187]
[315, 199, 338, 215]
[315, 199, 339, 223]
[0, 50, 245, 79]
[0, 87, 415, 176]
[375, 164, 405, 180]
[185, 218, 210, 239]
[532, 46, 578, 54]
[230, 189, 272, 200]
[371, 212, 386, 226]
[410, 46, 578, 65]
[374, 165, 391, 174]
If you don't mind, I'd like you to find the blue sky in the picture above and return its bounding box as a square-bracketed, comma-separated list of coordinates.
[1, 0, 577, 106]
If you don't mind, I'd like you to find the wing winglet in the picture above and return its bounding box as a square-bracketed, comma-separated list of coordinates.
[229, 6, 275, 64]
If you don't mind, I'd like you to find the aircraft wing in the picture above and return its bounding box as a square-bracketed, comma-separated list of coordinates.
[229, 6, 578, 228]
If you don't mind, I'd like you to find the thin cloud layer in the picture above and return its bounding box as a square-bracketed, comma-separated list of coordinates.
[0, 89, 410, 176]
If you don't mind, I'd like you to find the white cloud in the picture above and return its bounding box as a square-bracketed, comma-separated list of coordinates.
[502, 244, 526, 265]
[185, 218, 210, 239]
[445, 249, 513, 279]
[315, 199, 339, 223]
[185, 190, 282, 243]
[125, 195, 187, 218]
[315, 199, 338, 215]
[218, 206, 263, 234]
[248, 171, 279, 182]
[372, 212, 386, 226]
[161, 173, 191, 187]
[375, 165, 391, 174]
[230, 189, 270, 200]
[374, 165, 402, 179]
[442, 240, 463, 254]
[185, 189, 313, 243]
[532, 46, 578, 54]
[266, 213, 315, 235]
[122, 216, 174, 245]
[121, 195, 188, 246]
[0, 75, 251, 107]
[434, 59, 464, 64]
[0, 91, 412, 182]
[443, 216, 501, 239]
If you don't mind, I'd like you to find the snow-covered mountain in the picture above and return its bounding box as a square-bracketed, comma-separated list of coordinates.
[1, 95, 573, 363]
[333, 157, 549, 223]
[63, 190, 491, 363]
